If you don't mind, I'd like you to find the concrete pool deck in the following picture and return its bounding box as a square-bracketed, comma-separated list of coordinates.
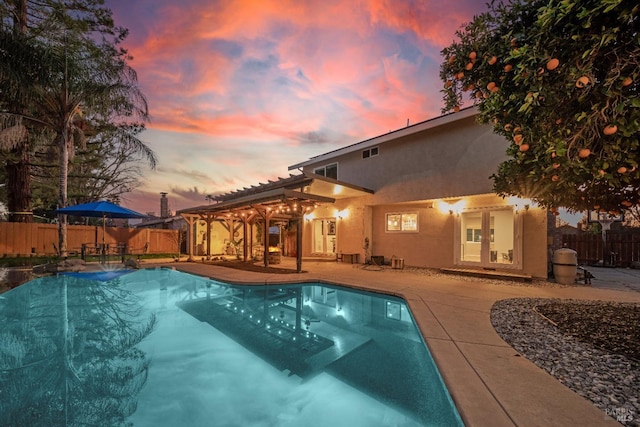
[136, 258, 639, 427]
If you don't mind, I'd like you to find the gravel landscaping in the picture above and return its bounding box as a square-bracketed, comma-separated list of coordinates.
[491, 298, 639, 426]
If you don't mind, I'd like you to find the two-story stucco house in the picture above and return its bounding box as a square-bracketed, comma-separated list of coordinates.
[180, 107, 548, 279]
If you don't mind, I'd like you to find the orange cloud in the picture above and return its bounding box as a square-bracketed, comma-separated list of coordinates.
[107, 0, 488, 210]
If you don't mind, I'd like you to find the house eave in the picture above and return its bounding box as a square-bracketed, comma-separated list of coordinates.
[288, 107, 478, 170]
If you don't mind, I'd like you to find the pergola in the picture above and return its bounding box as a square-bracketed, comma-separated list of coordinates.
[178, 173, 372, 272]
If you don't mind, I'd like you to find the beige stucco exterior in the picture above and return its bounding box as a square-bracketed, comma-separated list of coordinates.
[292, 109, 549, 279]
[180, 108, 549, 278]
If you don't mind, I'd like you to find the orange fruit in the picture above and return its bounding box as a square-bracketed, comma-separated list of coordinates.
[551, 152, 557, 158]
[618, 166, 627, 174]
[546, 58, 560, 70]
[622, 200, 633, 207]
[444, 80, 452, 88]
[622, 77, 633, 87]
[465, 62, 474, 70]
[603, 124, 618, 135]
[486, 81, 496, 91]
[551, 175, 559, 182]
[453, 105, 460, 113]
[490, 85, 499, 93]
[456, 72, 464, 80]
[576, 76, 590, 88]
[598, 170, 606, 177]
[488, 56, 497, 65]
[467, 83, 475, 91]
[519, 143, 529, 152]
[469, 51, 477, 60]
[475, 91, 483, 99]
[578, 148, 591, 158]
[504, 123, 513, 132]
[448, 55, 456, 65]
[503, 64, 513, 72]
[553, 163, 560, 169]
[513, 134, 523, 145]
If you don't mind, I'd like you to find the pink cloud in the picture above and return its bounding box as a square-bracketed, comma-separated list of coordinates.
[106, 0, 487, 211]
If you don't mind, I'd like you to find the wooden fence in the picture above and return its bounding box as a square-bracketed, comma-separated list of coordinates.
[0, 222, 179, 257]
[562, 230, 640, 267]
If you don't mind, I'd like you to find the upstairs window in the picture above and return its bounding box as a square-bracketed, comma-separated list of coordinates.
[362, 146, 379, 159]
[314, 163, 338, 179]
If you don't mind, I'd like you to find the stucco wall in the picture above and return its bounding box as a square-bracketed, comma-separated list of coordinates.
[370, 203, 454, 268]
[368, 195, 548, 278]
[296, 113, 548, 278]
[303, 116, 509, 204]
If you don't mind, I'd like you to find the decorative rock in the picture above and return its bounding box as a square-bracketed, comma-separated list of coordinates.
[491, 298, 639, 426]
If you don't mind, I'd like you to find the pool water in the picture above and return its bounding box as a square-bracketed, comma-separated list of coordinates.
[0, 268, 463, 427]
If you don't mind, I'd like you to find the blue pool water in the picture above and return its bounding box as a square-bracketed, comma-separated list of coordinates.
[0, 268, 463, 426]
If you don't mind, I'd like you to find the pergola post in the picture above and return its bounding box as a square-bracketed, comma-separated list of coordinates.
[296, 215, 303, 273]
[239, 212, 256, 262]
[179, 214, 198, 261]
[199, 213, 215, 260]
[255, 207, 276, 268]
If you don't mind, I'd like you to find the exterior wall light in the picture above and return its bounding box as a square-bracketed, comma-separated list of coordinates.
[336, 209, 349, 220]
[437, 199, 466, 215]
[508, 196, 535, 212]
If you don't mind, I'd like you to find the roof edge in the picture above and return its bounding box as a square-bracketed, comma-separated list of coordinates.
[288, 107, 478, 170]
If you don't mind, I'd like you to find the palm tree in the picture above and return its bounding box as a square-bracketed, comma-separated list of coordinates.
[1, 1, 157, 255]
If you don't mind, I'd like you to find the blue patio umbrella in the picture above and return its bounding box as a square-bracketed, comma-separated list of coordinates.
[56, 201, 147, 260]
[55, 200, 147, 220]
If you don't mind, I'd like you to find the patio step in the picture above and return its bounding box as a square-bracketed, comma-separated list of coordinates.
[440, 267, 532, 282]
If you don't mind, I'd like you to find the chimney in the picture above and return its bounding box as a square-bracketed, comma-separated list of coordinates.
[160, 192, 169, 218]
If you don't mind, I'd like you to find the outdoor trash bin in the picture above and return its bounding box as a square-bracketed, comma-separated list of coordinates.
[553, 248, 578, 285]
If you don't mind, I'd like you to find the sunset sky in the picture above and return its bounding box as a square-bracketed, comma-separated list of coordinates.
[104, 0, 488, 215]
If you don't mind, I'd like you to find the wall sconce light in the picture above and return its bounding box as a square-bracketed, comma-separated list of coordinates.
[437, 199, 466, 215]
[508, 196, 534, 213]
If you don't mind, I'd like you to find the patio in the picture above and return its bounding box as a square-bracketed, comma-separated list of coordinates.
[143, 257, 640, 426]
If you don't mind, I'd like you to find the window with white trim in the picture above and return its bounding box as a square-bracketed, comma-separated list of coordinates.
[362, 146, 379, 159]
[386, 212, 418, 232]
[314, 163, 338, 179]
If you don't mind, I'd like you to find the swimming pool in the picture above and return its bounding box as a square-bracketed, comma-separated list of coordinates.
[0, 268, 463, 426]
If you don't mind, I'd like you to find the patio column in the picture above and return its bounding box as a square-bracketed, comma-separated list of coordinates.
[296, 215, 303, 273]
[180, 214, 198, 261]
[239, 212, 257, 262]
[255, 207, 275, 268]
[199, 213, 216, 260]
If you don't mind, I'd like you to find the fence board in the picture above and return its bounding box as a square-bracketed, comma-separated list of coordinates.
[0, 222, 178, 256]
[563, 229, 640, 267]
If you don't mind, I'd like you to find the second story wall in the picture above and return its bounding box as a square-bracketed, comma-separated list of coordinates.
[299, 114, 510, 204]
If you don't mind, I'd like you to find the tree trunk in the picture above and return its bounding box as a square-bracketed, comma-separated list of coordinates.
[5, 143, 32, 223]
[6, 0, 32, 223]
[57, 130, 69, 257]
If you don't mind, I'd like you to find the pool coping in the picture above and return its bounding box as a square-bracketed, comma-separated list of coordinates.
[139, 259, 639, 426]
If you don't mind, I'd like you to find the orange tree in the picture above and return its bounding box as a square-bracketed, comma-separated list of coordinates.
[440, 0, 639, 215]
